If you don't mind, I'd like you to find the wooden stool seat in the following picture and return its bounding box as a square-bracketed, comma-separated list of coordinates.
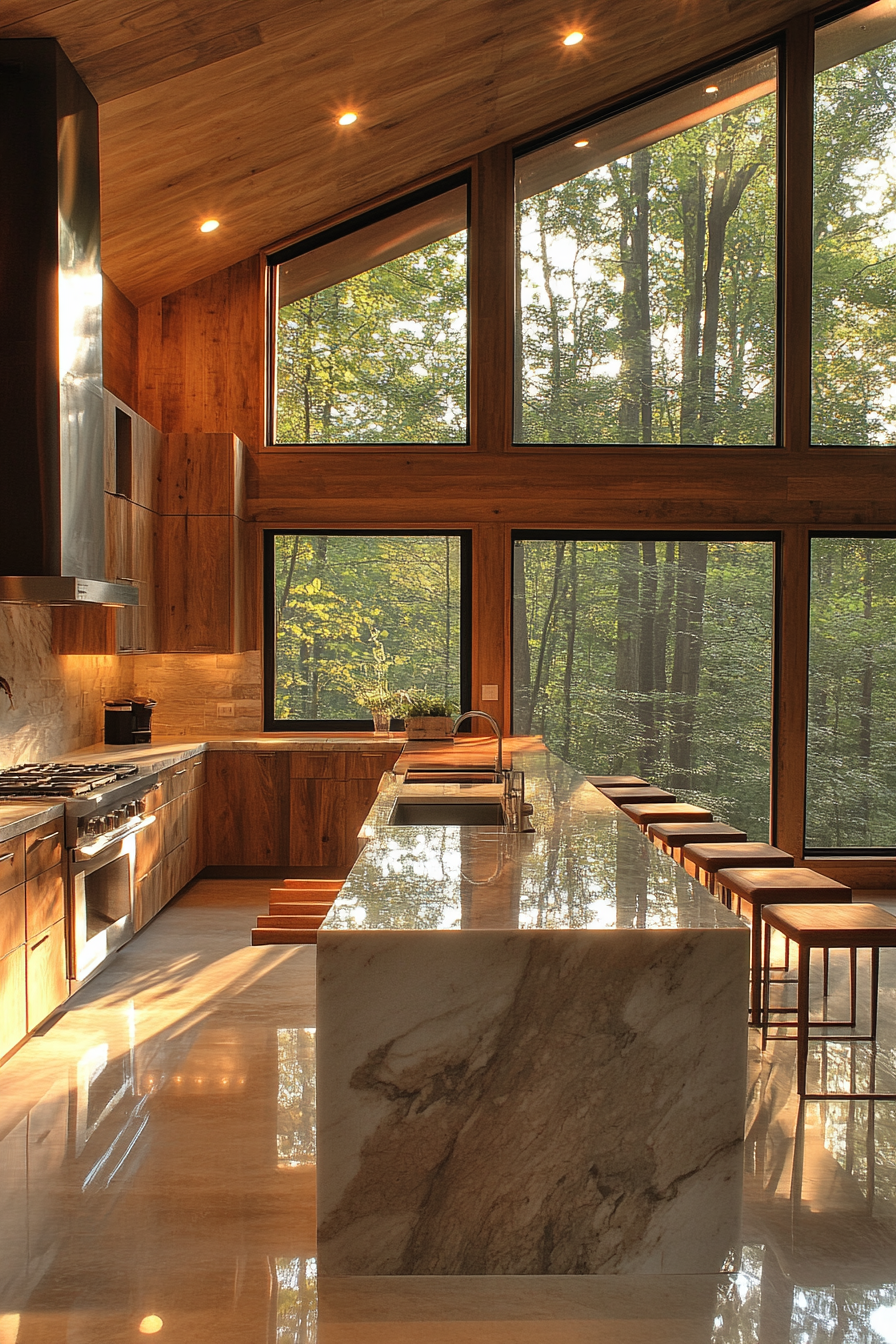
[681, 842, 792, 895]
[647, 822, 746, 860]
[251, 928, 316, 945]
[587, 775, 649, 788]
[620, 802, 713, 832]
[715, 867, 851, 1024]
[599, 786, 676, 803]
[761, 903, 896, 1098]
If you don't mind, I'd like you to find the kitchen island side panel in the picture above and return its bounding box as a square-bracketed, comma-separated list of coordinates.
[317, 925, 748, 1276]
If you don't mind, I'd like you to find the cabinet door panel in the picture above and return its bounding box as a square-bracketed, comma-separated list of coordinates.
[345, 750, 402, 780]
[135, 813, 163, 879]
[187, 786, 205, 876]
[289, 753, 345, 780]
[25, 820, 63, 880]
[166, 840, 192, 901]
[189, 754, 206, 790]
[342, 778, 379, 866]
[205, 753, 288, 865]
[134, 863, 164, 930]
[26, 921, 66, 1032]
[159, 514, 235, 652]
[25, 866, 64, 939]
[0, 834, 25, 896]
[0, 947, 26, 1058]
[162, 794, 190, 856]
[0, 884, 25, 961]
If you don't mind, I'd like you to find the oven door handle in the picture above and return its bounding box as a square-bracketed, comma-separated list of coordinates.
[72, 813, 156, 865]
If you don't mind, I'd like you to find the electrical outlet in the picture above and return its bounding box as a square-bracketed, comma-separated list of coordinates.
[217, 702, 235, 718]
[481, 684, 499, 701]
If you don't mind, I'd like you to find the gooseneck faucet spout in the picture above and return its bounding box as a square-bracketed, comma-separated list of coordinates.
[451, 710, 503, 778]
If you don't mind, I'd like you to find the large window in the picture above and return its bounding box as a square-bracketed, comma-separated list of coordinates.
[813, 4, 896, 445]
[806, 536, 896, 851]
[265, 532, 470, 730]
[513, 535, 776, 835]
[514, 52, 778, 445]
[269, 179, 469, 445]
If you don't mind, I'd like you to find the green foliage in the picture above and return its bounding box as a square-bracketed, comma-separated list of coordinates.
[513, 539, 775, 835]
[273, 534, 461, 722]
[275, 234, 468, 444]
[402, 691, 458, 718]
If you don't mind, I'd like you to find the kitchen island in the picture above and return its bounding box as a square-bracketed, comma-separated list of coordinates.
[316, 741, 749, 1277]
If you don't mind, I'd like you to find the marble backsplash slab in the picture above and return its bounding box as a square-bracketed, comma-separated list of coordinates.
[0, 606, 262, 766]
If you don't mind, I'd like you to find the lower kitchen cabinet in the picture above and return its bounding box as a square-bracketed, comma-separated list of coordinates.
[0, 946, 26, 1060]
[288, 749, 402, 869]
[25, 919, 66, 1033]
[204, 753, 289, 865]
[134, 861, 166, 929]
[133, 761, 206, 931]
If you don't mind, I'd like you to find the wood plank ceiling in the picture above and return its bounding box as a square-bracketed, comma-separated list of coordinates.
[2, 0, 812, 305]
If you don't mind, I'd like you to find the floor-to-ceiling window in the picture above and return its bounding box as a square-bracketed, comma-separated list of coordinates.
[512, 535, 776, 835]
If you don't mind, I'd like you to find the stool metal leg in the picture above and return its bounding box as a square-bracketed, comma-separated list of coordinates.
[871, 946, 880, 1039]
[797, 944, 811, 1098]
[762, 921, 772, 1050]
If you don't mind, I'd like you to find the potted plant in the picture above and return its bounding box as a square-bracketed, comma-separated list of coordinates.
[353, 683, 406, 736]
[402, 691, 458, 740]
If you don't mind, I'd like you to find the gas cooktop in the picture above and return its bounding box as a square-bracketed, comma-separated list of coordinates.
[0, 762, 140, 799]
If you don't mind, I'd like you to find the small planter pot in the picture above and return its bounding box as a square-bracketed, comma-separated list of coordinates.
[404, 716, 455, 740]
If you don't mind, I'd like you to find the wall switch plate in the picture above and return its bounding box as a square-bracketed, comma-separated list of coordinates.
[481, 684, 499, 701]
[217, 702, 235, 718]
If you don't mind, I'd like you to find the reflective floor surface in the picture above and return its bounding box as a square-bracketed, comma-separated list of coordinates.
[0, 879, 894, 1343]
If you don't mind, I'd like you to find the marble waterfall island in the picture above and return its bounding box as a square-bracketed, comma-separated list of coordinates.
[316, 746, 749, 1276]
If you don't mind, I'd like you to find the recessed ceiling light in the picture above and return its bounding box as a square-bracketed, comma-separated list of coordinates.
[138, 1317, 164, 1336]
[337, 112, 358, 126]
[199, 219, 219, 233]
[705, 85, 719, 94]
[574, 139, 589, 147]
[563, 31, 584, 46]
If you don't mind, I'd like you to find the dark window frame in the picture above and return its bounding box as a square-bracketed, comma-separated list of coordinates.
[266, 172, 472, 450]
[263, 528, 473, 732]
[511, 38, 785, 450]
[510, 529, 782, 837]
[804, 528, 896, 856]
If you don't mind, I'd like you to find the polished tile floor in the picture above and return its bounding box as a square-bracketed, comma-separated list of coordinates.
[0, 878, 895, 1343]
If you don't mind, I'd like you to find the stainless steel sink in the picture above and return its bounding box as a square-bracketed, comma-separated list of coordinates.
[402, 766, 501, 785]
[390, 800, 506, 826]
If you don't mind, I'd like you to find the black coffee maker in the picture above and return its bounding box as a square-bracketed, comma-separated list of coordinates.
[104, 698, 157, 745]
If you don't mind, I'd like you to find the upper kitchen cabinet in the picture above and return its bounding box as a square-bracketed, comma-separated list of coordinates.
[156, 433, 256, 653]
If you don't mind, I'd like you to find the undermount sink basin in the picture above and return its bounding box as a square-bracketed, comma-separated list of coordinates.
[402, 769, 500, 785]
[390, 800, 506, 826]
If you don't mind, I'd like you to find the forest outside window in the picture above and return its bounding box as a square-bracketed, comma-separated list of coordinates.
[514, 51, 778, 446]
[806, 537, 896, 851]
[813, 3, 896, 445]
[269, 179, 469, 445]
[512, 535, 776, 835]
[265, 532, 470, 730]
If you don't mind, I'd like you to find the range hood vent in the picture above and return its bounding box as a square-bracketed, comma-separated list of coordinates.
[0, 40, 136, 608]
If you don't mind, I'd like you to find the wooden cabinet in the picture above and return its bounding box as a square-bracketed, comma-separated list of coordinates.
[288, 749, 402, 869]
[0, 833, 25, 894]
[26, 921, 66, 1033]
[134, 755, 206, 932]
[204, 753, 289, 865]
[0, 946, 26, 1060]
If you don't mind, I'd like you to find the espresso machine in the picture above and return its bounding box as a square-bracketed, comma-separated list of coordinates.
[104, 698, 157, 745]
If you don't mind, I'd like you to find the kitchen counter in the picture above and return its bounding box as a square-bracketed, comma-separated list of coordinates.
[60, 732, 407, 775]
[0, 801, 65, 843]
[316, 743, 749, 1277]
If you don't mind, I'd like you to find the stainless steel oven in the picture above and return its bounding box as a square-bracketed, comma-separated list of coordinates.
[69, 831, 139, 985]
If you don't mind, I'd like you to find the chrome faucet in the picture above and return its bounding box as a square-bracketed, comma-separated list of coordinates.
[452, 710, 503, 778]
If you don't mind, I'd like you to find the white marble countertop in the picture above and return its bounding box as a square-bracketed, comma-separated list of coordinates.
[59, 733, 407, 774]
[324, 745, 746, 933]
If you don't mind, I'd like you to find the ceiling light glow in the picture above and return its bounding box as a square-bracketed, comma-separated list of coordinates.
[563, 31, 584, 45]
[199, 219, 219, 233]
[337, 112, 358, 126]
[138, 1317, 164, 1335]
[574, 139, 589, 147]
[705, 85, 719, 94]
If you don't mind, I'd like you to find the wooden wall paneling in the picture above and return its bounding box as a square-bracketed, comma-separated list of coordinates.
[471, 143, 512, 454]
[472, 523, 511, 733]
[773, 524, 809, 856]
[137, 298, 164, 430]
[102, 274, 139, 408]
[781, 13, 815, 452]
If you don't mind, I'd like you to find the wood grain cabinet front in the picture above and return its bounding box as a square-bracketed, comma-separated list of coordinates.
[25, 920, 66, 1033]
[288, 750, 402, 869]
[25, 820, 62, 881]
[25, 867, 64, 940]
[0, 834, 25, 895]
[0, 884, 25, 961]
[205, 752, 289, 865]
[0, 946, 27, 1060]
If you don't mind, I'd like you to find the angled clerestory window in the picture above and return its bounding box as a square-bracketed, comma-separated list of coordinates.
[268, 177, 469, 445]
[514, 51, 779, 446]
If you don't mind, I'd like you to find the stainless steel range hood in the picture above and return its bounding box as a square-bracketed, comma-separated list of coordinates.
[0, 40, 136, 608]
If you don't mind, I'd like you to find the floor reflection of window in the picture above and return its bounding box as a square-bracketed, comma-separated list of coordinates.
[274, 1257, 317, 1344]
[277, 1028, 316, 1166]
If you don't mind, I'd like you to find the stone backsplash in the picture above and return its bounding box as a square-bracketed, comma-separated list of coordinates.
[0, 606, 262, 765]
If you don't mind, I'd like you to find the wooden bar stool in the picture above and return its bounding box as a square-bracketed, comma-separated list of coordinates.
[586, 775, 649, 789]
[681, 842, 792, 897]
[716, 867, 852, 1025]
[619, 802, 713, 833]
[646, 821, 746, 862]
[761, 903, 896, 1099]
[599, 786, 676, 804]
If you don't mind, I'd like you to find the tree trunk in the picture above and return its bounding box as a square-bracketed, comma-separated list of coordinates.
[857, 542, 874, 838]
[615, 544, 640, 767]
[537, 197, 564, 440]
[669, 541, 708, 786]
[529, 541, 566, 733]
[513, 543, 533, 732]
[638, 541, 659, 775]
[679, 166, 705, 443]
[561, 541, 578, 760]
[614, 150, 652, 443]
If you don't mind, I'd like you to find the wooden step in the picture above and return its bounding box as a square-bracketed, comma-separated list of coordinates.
[281, 879, 344, 890]
[251, 927, 317, 945]
[269, 901, 333, 915]
[270, 886, 340, 901]
[257, 913, 324, 929]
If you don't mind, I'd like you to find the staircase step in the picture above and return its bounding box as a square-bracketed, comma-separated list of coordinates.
[257, 913, 324, 929]
[251, 928, 316, 945]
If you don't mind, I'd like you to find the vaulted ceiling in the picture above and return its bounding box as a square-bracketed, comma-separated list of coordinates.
[2, 0, 810, 305]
